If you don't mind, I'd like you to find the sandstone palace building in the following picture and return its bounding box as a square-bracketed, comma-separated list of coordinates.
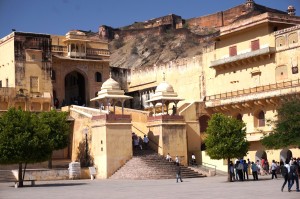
[0, 0, 299, 177]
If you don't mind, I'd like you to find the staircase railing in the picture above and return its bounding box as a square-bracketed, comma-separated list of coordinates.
[199, 161, 217, 174]
[132, 125, 163, 151]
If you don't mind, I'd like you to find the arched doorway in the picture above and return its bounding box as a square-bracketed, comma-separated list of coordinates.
[280, 149, 293, 163]
[65, 71, 86, 106]
[199, 115, 210, 153]
[255, 150, 267, 162]
[199, 115, 210, 133]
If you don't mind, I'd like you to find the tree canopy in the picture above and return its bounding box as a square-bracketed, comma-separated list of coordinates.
[0, 108, 70, 186]
[261, 99, 300, 149]
[0, 108, 52, 186]
[39, 110, 69, 151]
[0, 108, 52, 165]
[205, 113, 249, 181]
[39, 110, 70, 168]
[205, 113, 249, 160]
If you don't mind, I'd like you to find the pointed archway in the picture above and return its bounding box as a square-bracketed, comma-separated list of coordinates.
[255, 150, 267, 162]
[65, 71, 86, 106]
[280, 149, 293, 163]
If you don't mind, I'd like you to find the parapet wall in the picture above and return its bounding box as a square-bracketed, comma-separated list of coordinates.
[187, 4, 246, 28]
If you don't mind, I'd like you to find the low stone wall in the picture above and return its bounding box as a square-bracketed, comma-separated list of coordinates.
[12, 169, 69, 181]
[8, 168, 92, 181]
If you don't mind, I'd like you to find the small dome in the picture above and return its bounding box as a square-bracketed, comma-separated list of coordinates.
[288, 5, 295, 10]
[156, 81, 174, 93]
[101, 77, 120, 90]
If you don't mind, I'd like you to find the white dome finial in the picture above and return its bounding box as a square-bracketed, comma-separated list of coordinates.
[287, 5, 296, 16]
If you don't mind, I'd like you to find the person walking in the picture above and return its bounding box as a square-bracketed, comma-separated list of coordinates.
[288, 160, 298, 192]
[291, 158, 299, 192]
[271, 160, 278, 179]
[176, 163, 183, 183]
[281, 159, 290, 192]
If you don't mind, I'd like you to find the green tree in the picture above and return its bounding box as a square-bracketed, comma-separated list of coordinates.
[0, 108, 51, 187]
[39, 110, 70, 168]
[261, 99, 300, 149]
[205, 113, 249, 182]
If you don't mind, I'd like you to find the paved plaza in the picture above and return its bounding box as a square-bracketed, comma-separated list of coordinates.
[0, 175, 299, 199]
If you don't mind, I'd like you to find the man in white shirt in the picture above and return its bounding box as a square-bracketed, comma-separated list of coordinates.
[271, 160, 278, 179]
[191, 153, 196, 165]
[166, 153, 172, 162]
[281, 159, 290, 192]
[143, 135, 149, 149]
[175, 156, 179, 164]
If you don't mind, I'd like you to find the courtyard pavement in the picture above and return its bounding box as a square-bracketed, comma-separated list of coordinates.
[0, 175, 299, 199]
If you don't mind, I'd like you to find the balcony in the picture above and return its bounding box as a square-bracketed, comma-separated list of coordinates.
[51, 45, 109, 59]
[86, 48, 110, 58]
[210, 47, 275, 70]
[68, 52, 86, 58]
[51, 45, 67, 52]
[205, 78, 300, 108]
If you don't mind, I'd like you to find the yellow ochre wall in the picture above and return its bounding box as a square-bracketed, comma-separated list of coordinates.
[0, 34, 15, 87]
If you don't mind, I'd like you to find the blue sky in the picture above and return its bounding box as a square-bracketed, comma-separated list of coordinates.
[0, 0, 299, 38]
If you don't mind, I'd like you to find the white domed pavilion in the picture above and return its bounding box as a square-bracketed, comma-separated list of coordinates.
[146, 73, 183, 116]
[90, 73, 132, 114]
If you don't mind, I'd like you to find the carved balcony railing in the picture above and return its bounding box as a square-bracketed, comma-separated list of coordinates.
[206, 78, 300, 102]
[51, 45, 110, 58]
[86, 48, 110, 57]
[210, 47, 275, 70]
[51, 45, 67, 52]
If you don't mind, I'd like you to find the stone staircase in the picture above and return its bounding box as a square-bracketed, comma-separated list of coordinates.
[110, 149, 206, 180]
[0, 170, 16, 182]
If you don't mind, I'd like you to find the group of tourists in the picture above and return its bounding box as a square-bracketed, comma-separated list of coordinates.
[132, 132, 149, 150]
[229, 159, 251, 182]
[229, 157, 299, 192]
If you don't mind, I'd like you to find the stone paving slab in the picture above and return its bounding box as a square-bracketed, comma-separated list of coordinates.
[0, 175, 299, 199]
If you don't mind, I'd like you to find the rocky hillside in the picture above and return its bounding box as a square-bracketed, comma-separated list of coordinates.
[107, 1, 288, 69]
[109, 27, 217, 69]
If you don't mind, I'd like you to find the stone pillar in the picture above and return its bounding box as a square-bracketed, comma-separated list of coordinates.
[147, 116, 187, 165]
[91, 114, 132, 179]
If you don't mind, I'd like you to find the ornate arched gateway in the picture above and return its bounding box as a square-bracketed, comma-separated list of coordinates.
[65, 71, 86, 106]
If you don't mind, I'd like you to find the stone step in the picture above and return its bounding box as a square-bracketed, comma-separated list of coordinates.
[0, 170, 17, 182]
[110, 149, 206, 180]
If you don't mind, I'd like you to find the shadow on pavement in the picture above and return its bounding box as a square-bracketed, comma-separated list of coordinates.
[9, 182, 87, 188]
